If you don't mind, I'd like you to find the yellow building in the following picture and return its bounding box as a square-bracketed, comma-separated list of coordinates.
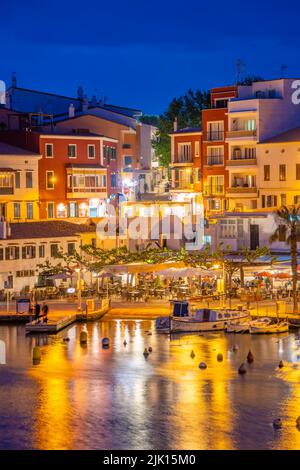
[0, 142, 41, 221]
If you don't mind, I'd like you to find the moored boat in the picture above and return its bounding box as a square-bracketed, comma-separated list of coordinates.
[250, 321, 289, 334]
[169, 301, 250, 333]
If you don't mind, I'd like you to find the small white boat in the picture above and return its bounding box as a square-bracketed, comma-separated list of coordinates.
[169, 301, 250, 333]
[250, 321, 289, 335]
[156, 316, 170, 332]
[226, 322, 250, 333]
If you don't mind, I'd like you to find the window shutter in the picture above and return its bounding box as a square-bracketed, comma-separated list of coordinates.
[15, 247, 20, 259]
[5, 247, 10, 260]
[22, 247, 26, 259]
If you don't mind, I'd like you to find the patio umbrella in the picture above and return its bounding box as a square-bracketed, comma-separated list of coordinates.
[272, 272, 291, 279]
[256, 271, 272, 278]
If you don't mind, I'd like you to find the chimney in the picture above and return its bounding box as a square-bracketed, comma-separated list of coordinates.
[82, 95, 89, 113]
[69, 103, 75, 118]
[173, 117, 178, 132]
[77, 86, 84, 100]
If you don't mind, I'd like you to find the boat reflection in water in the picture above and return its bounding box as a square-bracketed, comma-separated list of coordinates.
[0, 320, 300, 450]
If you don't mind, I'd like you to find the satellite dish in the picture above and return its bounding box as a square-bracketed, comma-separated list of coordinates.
[0, 80, 6, 105]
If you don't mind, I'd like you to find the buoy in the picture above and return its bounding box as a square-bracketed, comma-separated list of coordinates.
[247, 350, 254, 363]
[148, 332, 152, 336]
[63, 337, 70, 342]
[143, 348, 149, 357]
[233, 344, 239, 352]
[199, 362, 207, 369]
[123, 340, 127, 346]
[273, 418, 283, 429]
[148, 347, 153, 353]
[80, 331, 87, 344]
[102, 337, 109, 348]
[238, 363, 247, 375]
[296, 416, 300, 427]
[278, 360, 284, 368]
[190, 350, 195, 359]
[32, 346, 41, 362]
[217, 353, 223, 362]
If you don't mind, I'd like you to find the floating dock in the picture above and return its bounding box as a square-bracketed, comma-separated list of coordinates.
[25, 299, 110, 334]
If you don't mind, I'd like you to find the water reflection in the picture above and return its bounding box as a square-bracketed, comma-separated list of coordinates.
[1, 322, 300, 449]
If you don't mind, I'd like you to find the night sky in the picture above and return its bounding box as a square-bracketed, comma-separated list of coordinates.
[2, 0, 300, 114]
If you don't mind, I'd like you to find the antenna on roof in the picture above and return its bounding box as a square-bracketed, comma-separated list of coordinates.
[12, 72, 17, 88]
[236, 59, 246, 84]
[281, 65, 288, 78]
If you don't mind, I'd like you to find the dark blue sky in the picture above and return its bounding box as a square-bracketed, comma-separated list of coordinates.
[2, 0, 300, 114]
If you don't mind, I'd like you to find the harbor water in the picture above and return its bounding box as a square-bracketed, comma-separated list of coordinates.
[1, 319, 300, 450]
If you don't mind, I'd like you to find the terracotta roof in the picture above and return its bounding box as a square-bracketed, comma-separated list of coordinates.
[259, 126, 300, 144]
[0, 141, 40, 157]
[9, 220, 96, 240]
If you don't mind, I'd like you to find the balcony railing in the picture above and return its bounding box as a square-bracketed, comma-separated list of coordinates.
[67, 187, 106, 193]
[227, 186, 257, 194]
[206, 155, 224, 166]
[0, 187, 14, 195]
[173, 182, 194, 190]
[227, 158, 257, 166]
[203, 131, 224, 141]
[173, 156, 193, 164]
[203, 184, 224, 196]
[226, 130, 257, 139]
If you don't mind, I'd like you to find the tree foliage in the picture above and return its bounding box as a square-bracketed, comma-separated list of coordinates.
[143, 89, 211, 167]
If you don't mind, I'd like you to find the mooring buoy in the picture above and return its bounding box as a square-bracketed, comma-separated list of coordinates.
[238, 363, 247, 375]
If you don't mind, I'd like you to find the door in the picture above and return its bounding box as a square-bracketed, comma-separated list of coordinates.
[250, 224, 259, 250]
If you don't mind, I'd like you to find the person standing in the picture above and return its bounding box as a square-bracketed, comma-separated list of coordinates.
[42, 302, 49, 323]
[35, 302, 41, 322]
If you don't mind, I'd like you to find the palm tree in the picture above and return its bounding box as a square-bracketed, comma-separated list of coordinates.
[270, 206, 300, 314]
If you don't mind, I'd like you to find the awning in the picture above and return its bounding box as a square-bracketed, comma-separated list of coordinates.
[103, 261, 186, 275]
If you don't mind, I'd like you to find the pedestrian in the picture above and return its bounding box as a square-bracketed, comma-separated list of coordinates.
[35, 302, 41, 322]
[42, 302, 49, 323]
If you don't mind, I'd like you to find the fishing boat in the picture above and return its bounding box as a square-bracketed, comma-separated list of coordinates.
[226, 317, 271, 334]
[155, 316, 170, 332]
[168, 301, 250, 333]
[250, 320, 289, 334]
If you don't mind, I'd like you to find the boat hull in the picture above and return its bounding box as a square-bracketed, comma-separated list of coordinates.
[250, 323, 289, 334]
[171, 313, 249, 333]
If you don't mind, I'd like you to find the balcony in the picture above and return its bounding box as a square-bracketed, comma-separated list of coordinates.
[67, 187, 106, 194]
[0, 187, 14, 195]
[226, 130, 257, 139]
[205, 155, 224, 166]
[203, 184, 224, 196]
[172, 182, 194, 191]
[203, 131, 224, 142]
[227, 186, 258, 196]
[226, 158, 257, 167]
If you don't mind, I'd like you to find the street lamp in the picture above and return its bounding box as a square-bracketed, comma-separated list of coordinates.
[75, 267, 82, 311]
[213, 262, 226, 307]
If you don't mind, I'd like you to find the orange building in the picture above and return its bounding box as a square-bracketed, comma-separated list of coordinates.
[201, 86, 237, 214]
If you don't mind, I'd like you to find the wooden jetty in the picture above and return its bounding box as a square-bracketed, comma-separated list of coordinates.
[25, 299, 110, 334]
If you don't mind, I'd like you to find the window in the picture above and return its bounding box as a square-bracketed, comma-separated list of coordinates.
[68, 144, 77, 158]
[39, 245, 45, 258]
[67, 243, 76, 255]
[244, 119, 256, 131]
[47, 202, 54, 219]
[207, 122, 224, 141]
[296, 164, 300, 180]
[45, 143, 53, 158]
[279, 164, 286, 181]
[46, 171, 55, 189]
[281, 194, 287, 206]
[26, 202, 33, 220]
[220, 220, 236, 238]
[50, 244, 59, 258]
[207, 147, 224, 165]
[264, 165, 270, 181]
[266, 195, 278, 207]
[124, 156, 132, 167]
[14, 203, 21, 219]
[178, 143, 192, 162]
[214, 99, 228, 109]
[195, 141, 200, 157]
[294, 196, 300, 204]
[22, 245, 36, 259]
[5, 246, 20, 260]
[88, 144, 95, 159]
[26, 172, 33, 188]
[68, 202, 78, 218]
[262, 195, 266, 208]
[278, 225, 286, 242]
[110, 174, 117, 188]
[0, 248, 3, 260]
[205, 175, 224, 195]
[15, 172, 20, 188]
